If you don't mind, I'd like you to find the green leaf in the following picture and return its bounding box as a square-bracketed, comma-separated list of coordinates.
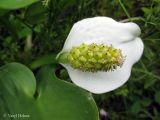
[155, 91, 160, 104]
[140, 98, 151, 107]
[24, 1, 47, 24]
[131, 102, 141, 114]
[0, 0, 39, 9]
[0, 8, 9, 16]
[59, 0, 77, 9]
[30, 54, 57, 69]
[9, 16, 32, 39]
[144, 78, 156, 89]
[141, 7, 152, 15]
[0, 63, 99, 120]
[0, 16, 19, 40]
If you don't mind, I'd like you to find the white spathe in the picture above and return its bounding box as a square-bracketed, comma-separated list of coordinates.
[59, 17, 144, 94]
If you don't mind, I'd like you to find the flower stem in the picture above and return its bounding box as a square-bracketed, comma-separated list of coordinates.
[119, 0, 132, 22]
[120, 17, 143, 23]
[57, 52, 69, 64]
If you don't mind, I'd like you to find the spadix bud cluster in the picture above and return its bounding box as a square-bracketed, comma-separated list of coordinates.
[58, 43, 125, 72]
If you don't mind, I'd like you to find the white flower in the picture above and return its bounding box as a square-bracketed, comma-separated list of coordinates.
[57, 17, 144, 94]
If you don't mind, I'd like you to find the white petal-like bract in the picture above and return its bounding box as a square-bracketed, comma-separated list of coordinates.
[59, 17, 144, 94]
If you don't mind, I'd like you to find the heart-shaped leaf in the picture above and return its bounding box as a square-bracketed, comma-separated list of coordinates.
[0, 63, 99, 120]
[0, 0, 38, 9]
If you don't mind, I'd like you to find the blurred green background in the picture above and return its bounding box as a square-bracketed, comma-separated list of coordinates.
[0, 0, 160, 119]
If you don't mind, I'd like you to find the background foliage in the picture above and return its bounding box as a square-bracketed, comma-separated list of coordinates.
[0, 0, 160, 119]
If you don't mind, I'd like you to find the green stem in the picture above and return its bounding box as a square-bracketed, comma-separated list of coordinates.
[24, 34, 32, 56]
[57, 52, 69, 64]
[119, 0, 132, 22]
[30, 54, 57, 69]
[120, 17, 143, 23]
